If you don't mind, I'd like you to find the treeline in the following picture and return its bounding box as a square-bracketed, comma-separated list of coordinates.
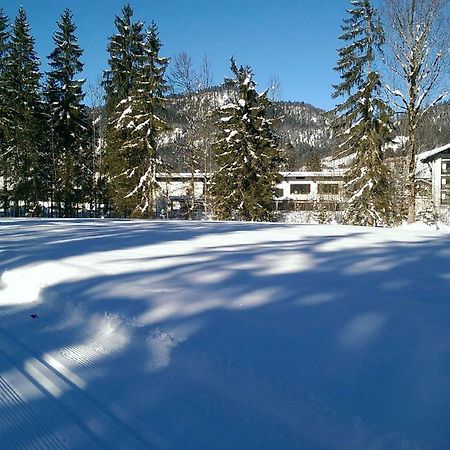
[332, 0, 450, 225]
[0, 7, 98, 217]
[0, 5, 284, 221]
[1, 1, 450, 225]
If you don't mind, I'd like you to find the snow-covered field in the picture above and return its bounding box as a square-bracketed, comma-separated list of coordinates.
[1, 219, 450, 449]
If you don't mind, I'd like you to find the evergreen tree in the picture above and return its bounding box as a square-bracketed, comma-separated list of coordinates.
[305, 151, 322, 171]
[113, 22, 169, 217]
[333, 0, 395, 226]
[212, 58, 284, 222]
[3, 7, 44, 216]
[45, 9, 90, 217]
[0, 9, 10, 214]
[103, 4, 145, 216]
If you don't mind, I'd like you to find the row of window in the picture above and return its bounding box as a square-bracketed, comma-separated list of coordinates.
[276, 183, 340, 197]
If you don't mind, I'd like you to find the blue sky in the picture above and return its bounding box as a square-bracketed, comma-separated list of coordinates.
[2, 0, 348, 110]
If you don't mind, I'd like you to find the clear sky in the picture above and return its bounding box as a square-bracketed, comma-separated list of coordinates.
[2, 0, 348, 110]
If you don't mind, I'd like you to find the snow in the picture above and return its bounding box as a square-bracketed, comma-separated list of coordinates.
[226, 130, 238, 142]
[1, 219, 450, 449]
[418, 142, 450, 163]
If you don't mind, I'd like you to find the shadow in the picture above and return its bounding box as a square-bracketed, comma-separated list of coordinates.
[1, 219, 450, 449]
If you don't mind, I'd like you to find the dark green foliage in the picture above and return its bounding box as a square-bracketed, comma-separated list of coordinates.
[103, 4, 144, 112]
[45, 9, 91, 217]
[104, 7, 169, 218]
[305, 151, 322, 171]
[333, 0, 395, 226]
[212, 58, 284, 222]
[112, 22, 170, 217]
[2, 7, 45, 216]
[0, 9, 10, 213]
[104, 4, 144, 216]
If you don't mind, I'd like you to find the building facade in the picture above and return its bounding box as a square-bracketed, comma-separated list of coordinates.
[155, 170, 347, 217]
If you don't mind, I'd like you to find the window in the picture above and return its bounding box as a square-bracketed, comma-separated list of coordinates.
[290, 183, 311, 195]
[442, 160, 450, 175]
[442, 184, 450, 205]
[318, 183, 339, 195]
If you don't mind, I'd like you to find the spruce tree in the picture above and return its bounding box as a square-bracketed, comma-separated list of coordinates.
[3, 7, 44, 216]
[45, 9, 90, 217]
[113, 22, 169, 217]
[333, 0, 395, 226]
[212, 58, 284, 222]
[103, 4, 145, 216]
[0, 9, 10, 214]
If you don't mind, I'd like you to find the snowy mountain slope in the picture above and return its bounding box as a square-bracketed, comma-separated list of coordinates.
[162, 87, 334, 170]
[1, 219, 450, 449]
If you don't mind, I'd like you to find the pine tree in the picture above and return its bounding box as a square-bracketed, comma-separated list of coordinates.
[103, 4, 145, 216]
[113, 22, 169, 218]
[0, 8, 10, 214]
[333, 0, 395, 226]
[3, 7, 44, 216]
[45, 9, 90, 217]
[305, 151, 322, 171]
[212, 58, 284, 222]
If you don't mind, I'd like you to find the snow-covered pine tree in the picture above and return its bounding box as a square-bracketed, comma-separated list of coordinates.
[333, 0, 395, 226]
[3, 7, 44, 216]
[0, 8, 10, 214]
[114, 21, 170, 218]
[45, 9, 90, 217]
[103, 4, 145, 216]
[212, 58, 284, 222]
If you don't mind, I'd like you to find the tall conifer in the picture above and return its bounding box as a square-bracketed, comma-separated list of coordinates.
[103, 4, 145, 216]
[212, 58, 284, 222]
[3, 7, 43, 216]
[45, 9, 90, 217]
[114, 22, 169, 217]
[333, 0, 395, 226]
[0, 9, 10, 214]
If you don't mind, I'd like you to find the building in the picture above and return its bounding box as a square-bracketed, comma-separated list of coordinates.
[417, 143, 450, 208]
[155, 169, 347, 217]
[274, 170, 346, 211]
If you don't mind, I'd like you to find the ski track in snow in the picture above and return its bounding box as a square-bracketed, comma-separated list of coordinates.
[57, 334, 126, 379]
[1, 219, 450, 449]
[0, 327, 152, 450]
[0, 375, 66, 450]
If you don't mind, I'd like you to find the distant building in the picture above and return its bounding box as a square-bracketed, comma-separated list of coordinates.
[417, 143, 450, 208]
[155, 169, 347, 217]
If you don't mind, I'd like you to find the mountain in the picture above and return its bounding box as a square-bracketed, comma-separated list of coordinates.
[272, 100, 334, 169]
[160, 86, 335, 172]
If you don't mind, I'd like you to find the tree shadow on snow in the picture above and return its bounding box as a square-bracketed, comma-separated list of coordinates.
[0, 219, 450, 449]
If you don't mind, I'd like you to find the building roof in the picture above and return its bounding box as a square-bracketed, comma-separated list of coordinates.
[419, 143, 450, 163]
[156, 169, 347, 180]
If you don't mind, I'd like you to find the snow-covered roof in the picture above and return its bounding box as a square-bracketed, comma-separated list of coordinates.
[280, 170, 347, 178]
[155, 170, 347, 180]
[419, 143, 450, 163]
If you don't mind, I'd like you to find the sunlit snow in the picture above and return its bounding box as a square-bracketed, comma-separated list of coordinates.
[1, 219, 450, 449]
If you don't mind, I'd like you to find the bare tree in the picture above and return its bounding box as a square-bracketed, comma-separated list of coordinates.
[196, 55, 215, 216]
[267, 75, 282, 101]
[169, 51, 196, 94]
[382, 0, 450, 222]
[87, 77, 107, 216]
[169, 52, 215, 218]
[198, 54, 213, 90]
